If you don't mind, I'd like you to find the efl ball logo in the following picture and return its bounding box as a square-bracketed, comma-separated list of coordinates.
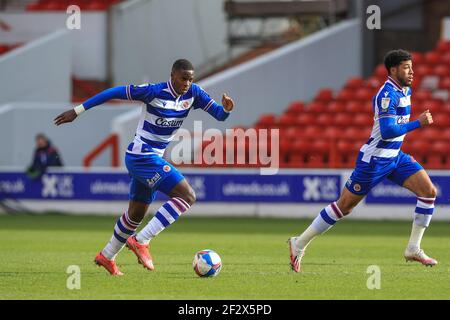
[192, 249, 222, 277]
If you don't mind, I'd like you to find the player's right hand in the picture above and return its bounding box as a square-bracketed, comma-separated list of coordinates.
[54, 109, 77, 126]
[418, 109, 433, 127]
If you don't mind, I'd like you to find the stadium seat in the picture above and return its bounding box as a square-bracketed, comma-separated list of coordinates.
[323, 127, 344, 137]
[354, 88, 374, 101]
[256, 114, 276, 128]
[278, 114, 297, 127]
[333, 113, 353, 127]
[435, 41, 450, 53]
[411, 52, 425, 64]
[295, 113, 315, 126]
[433, 65, 450, 77]
[439, 76, 450, 90]
[427, 141, 450, 169]
[326, 101, 345, 113]
[424, 52, 441, 66]
[353, 114, 373, 127]
[287, 139, 312, 167]
[433, 113, 450, 127]
[374, 64, 387, 78]
[305, 139, 330, 168]
[0, 45, 9, 55]
[366, 76, 383, 89]
[345, 101, 362, 113]
[314, 88, 334, 103]
[303, 125, 322, 137]
[316, 113, 334, 126]
[441, 52, 450, 65]
[285, 101, 305, 115]
[343, 127, 369, 140]
[306, 101, 326, 113]
[345, 77, 365, 89]
[335, 89, 354, 102]
[414, 65, 433, 77]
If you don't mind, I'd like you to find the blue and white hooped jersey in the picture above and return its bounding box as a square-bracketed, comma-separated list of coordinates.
[125, 81, 217, 157]
[359, 77, 412, 163]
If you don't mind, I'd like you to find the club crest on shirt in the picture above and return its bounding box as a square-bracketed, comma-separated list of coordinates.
[353, 184, 361, 192]
[381, 98, 390, 110]
[182, 101, 190, 109]
[163, 165, 171, 172]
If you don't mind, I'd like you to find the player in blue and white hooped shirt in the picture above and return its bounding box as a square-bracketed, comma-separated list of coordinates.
[288, 50, 438, 272]
[55, 59, 235, 275]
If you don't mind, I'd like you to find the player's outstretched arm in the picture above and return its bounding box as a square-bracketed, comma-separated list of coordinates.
[53, 86, 130, 126]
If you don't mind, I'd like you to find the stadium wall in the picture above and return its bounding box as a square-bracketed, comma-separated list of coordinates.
[110, 0, 231, 85]
[0, 12, 108, 80]
[0, 103, 138, 167]
[1, 168, 449, 221]
[0, 29, 72, 104]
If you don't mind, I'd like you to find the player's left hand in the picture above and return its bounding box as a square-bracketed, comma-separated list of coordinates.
[54, 109, 77, 126]
[222, 93, 234, 112]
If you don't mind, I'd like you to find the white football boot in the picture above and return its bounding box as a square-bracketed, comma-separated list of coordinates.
[404, 248, 438, 267]
[288, 237, 305, 273]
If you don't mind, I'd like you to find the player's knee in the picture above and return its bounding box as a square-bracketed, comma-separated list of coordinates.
[426, 185, 437, 199]
[183, 188, 196, 206]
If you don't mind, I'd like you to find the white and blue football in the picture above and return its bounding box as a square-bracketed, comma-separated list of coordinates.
[193, 249, 222, 277]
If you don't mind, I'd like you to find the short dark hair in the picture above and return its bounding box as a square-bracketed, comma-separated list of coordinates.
[384, 49, 412, 73]
[172, 59, 194, 72]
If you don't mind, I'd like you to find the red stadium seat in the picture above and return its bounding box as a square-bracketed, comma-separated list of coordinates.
[0, 45, 9, 55]
[316, 113, 334, 126]
[306, 101, 326, 113]
[345, 77, 365, 89]
[285, 101, 305, 115]
[374, 64, 387, 78]
[343, 127, 369, 140]
[278, 114, 297, 127]
[427, 141, 450, 169]
[345, 101, 363, 113]
[335, 89, 354, 102]
[433, 113, 450, 127]
[284, 127, 304, 140]
[421, 127, 440, 140]
[353, 114, 373, 128]
[323, 127, 344, 137]
[425, 99, 443, 114]
[414, 65, 433, 77]
[86, 1, 108, 11]
[413, 90, 432, 102]
[441, 52, 450, 65]
[411, 52, 425, 64]
[326, 101, 345, 113]
[424, 52, 441, 65]
[256, 114, 276, 128]
[354, 88, 374, 101]
[433, 65, 450, 77]
[435, 41, 450, 53]
[304, 139, 331, 168]
[303, 125, 322, 137]
[287, 139, 312, 167]
[439, 76, 450, 90]
[295, 113, 315, 126]
[366, 76, 383, 89]
[333, 113, 353, 127]
[314, 88, 334, 103]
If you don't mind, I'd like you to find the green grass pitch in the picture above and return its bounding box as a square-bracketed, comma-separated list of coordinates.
[0, 214, 449, 300]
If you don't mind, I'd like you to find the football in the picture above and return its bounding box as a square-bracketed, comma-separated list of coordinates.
[192, 249, 222, 277]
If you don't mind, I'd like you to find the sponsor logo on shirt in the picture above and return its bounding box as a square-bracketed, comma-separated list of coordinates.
[155, 118, 183, 127]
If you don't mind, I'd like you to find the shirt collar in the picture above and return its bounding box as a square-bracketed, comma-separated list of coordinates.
[387, 76, 404, 92]
[167, 80, 181, 98]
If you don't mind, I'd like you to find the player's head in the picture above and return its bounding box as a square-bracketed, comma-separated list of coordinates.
[384, 49, 413, 87]
[171, 59, 194, 95]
